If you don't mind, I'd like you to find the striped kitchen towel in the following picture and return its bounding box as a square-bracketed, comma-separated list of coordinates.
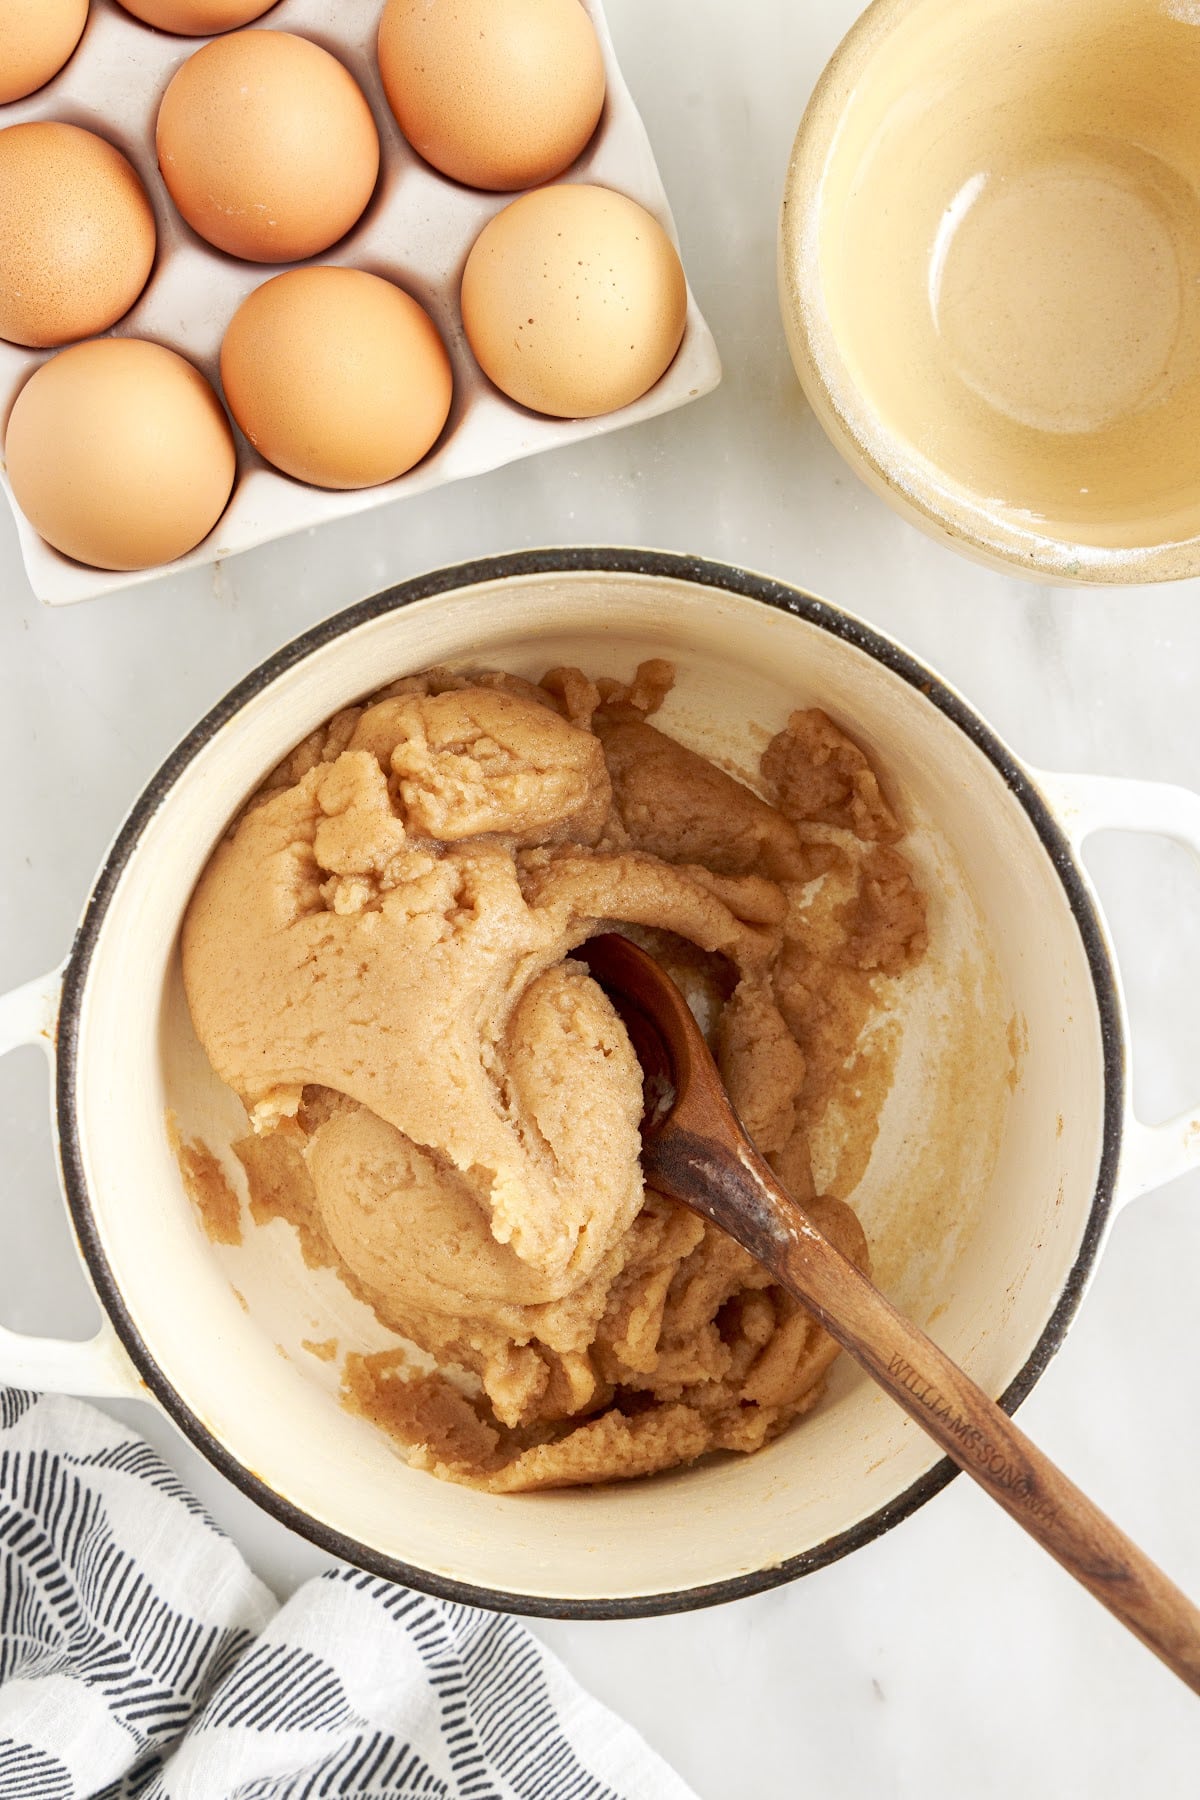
[0, 1391, 696, 1800]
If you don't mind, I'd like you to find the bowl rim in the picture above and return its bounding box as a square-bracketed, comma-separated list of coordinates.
[778, 0, 1200, 585]
[53, 546, 1124, 1618]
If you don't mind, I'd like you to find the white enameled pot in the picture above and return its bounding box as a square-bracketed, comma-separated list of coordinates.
[2, 551, 1198, 1617]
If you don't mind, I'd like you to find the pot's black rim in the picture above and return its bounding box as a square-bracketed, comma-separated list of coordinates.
[53, 547, 1124, 1621]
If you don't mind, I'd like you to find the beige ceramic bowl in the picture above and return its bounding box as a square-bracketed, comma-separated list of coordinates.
[3, 552, 1200, 1615]
[780, 0, 1200, 583]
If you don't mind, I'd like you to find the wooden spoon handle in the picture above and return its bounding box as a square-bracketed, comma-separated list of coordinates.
[645, 1128, 1200, 1695]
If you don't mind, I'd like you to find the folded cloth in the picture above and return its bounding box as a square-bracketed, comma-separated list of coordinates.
[0, 1391, 696, 1800]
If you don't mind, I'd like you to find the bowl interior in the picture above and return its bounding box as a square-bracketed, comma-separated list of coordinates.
[69, 567, 1107, 1607]
[783, 0, 1200, 575]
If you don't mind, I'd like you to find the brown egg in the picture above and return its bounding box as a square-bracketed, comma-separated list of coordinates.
[461, 184, 688, 417]
[5, 339, 237, 570]
[378, 0, 605, 191]
[156, 32, 379, 263]
[0, 0, 88, 105]
[0, 122, 156, 348]
[220, 267, 452, 488]
[115, 0, 277, 31]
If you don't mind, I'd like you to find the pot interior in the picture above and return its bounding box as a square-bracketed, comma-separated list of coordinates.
[67, 567, 1109, 1606]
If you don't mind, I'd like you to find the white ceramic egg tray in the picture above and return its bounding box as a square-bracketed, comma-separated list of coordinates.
[0, 0, 720, 605]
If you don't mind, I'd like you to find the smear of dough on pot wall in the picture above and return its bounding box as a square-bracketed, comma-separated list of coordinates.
[181, 662, 929, 1491]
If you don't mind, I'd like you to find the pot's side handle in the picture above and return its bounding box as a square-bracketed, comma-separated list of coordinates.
[1032, 770, 1200, 1209]
[0, 966, 146, 1399]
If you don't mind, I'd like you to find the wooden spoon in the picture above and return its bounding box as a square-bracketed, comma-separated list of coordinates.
[578, 932, 1200, 1694]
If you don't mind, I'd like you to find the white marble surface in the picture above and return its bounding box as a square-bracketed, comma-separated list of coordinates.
[1, 2, 1199, 1792]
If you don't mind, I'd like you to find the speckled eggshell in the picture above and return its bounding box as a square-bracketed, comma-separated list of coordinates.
[155, 31, 379, 263]
[377, 0, 605, 192]
[115, 0, 278, 31]
[220, 266, 453, 489]
[0, 0, 89, 105]
[0, 121, 156, 348]
[461, 183, 688, 417]
[4, 338, 236, 570]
